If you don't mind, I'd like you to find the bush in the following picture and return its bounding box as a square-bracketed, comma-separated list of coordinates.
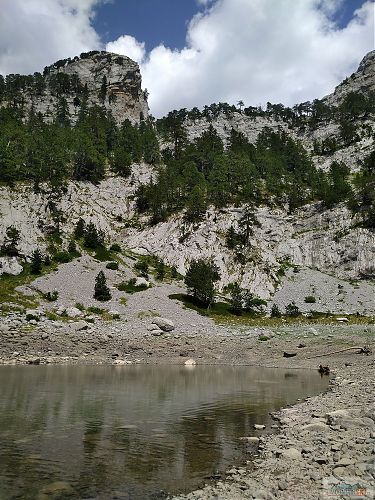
[270, 303, 282, 318]
[304, 296, 316, 303]
[116, 278, 148, 294]
[44, 290, 59, 302]
[94, 271, 111, 301]
[106, 261, 119, 270]
[75, 302, 85, 311]
[285, 301, 301, 317]
[171, 266, 178, 279]
[155, 260, 165, 280]
[68, 239, 77, 254]
[134, 260, 149, 278]
[110, 243, 121, 252]
[54, 251, 72, 263]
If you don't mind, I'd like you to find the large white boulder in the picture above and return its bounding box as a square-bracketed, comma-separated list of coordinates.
[0, 257, 23, 276]
[151, 317, 175, 332]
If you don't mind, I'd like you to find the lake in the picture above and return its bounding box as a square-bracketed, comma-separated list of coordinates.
[0, 365, 329, 499]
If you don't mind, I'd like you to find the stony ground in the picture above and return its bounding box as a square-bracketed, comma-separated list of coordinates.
[0, 266, 374, 500]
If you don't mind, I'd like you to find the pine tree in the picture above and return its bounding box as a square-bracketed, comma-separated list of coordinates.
[30, 249, 43, 274]
[74, 218, 86, 239]
[94, 271, 111, 301]
[229, 282, 243, 315]
[1, 226, 20, 256]
[185, 259, 220, 308]
[155, 260, 166, 280]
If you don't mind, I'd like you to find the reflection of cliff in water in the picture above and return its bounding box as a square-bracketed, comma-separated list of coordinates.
[0, 365, 328, 499]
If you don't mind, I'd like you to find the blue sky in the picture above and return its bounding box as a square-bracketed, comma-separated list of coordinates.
[0, 0, 374, 116]
[94, 0, 367, 51]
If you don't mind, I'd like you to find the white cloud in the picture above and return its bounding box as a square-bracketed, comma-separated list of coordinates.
[0, 0, 103, 76]
[133, 0, 374, 116]
[106, 35, 146, 64]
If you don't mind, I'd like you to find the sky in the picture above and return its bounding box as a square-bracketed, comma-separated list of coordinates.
[0, 0, 374, 117]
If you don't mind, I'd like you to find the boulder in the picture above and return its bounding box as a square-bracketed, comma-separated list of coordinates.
[151, 317, 175, 332]
[65, 307, 83, 318]
[0, 257, 23, 276]
[281, 448, 302, 460]
[184, 358, 196, 366]
[254, 424, 266, 430]
[302, 422, 330, 432]
[72, 320, 89, 332]
[135, 277, 150, 288]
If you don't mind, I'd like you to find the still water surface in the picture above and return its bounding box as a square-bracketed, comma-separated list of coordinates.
[0, 365, 328, 499]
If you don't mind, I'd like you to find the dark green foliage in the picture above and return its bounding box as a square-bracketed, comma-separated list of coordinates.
[94, 270, 111, 301]
[83, 222, 105, 249]
[74, 218, 86, 239]
[184, 259, 220, 308]
[1, 226, 20, 256]
[285, 302, 301, 317]
[116, 278, 148, 293]
[134, 260, 149, 278]
[319, 161, 353, 208]
[44, 290, 58, 301]
[106, 261, 119, 270]
[54, 251, 72, 263]
[271, 304, 282, 318]
[109, 243, 121, 252]
[229, 282, 243, 315]
[352, 149, 375, 228]
[304, 296, 316, 303]
[30, 249, 43, 274]
[0, 92, 160, 186]
[67, 239, 77, 254]
[155, 260, 166, 280]
[171, 266, 178, 279]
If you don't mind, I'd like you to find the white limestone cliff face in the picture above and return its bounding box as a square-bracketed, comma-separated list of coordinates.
[0, 164, 152, 257]
[1, 175, 374, 312]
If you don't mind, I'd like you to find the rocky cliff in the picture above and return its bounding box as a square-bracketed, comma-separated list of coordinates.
[0, 51, 148, 125]
[0, 51, 374, 315]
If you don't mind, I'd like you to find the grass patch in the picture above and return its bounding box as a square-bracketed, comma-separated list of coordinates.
[169, 293, 260, 319]
[119, 297, 128, 306]
[93, 246, 114, 262]
[168, 294, 375, 326]
[137, 310, 161, 319]
[0, 261, 58, 314]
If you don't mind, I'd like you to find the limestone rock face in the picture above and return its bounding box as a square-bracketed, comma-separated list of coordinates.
[0, 51, 148, 125]
[325, 50, 375, 106]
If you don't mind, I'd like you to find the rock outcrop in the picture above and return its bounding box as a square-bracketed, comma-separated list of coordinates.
[0, 51, 148, 125]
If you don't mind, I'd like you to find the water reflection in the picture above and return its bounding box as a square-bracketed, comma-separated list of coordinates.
[0, 365, 328, 499]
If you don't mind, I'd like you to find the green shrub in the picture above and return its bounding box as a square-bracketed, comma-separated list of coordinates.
[134, 260, 149, 278]
[258, 335, 269, 341]
[75, 302, 85, 311]
[110, 243, 121, 252]
[44, 290, 59, 302]
[304, 296, 316, 303]
[106, 261, 119, 270]
[116, 278, 148, 294]
[285, 302, 301, 317]
[54, 251, 72, 263]
[270, 303, 281, 318]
